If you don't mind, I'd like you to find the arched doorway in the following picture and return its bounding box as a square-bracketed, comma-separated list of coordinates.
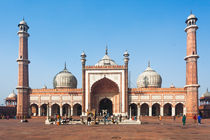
[99, 98, 113, 116]
[164, 103, 172, 116]
[40, 104, 47, 116]
[91, 77, 119, 114]
[62, 104, 71, 117]
[152, 103, 160, 116]
[175, 103, 183, 116]
[129, 103, 137, 117]
[140, 103, 149, 116]
[73, 104, 82, 116]
[51, 104, 60, 116]
[30, 104, 38, 116]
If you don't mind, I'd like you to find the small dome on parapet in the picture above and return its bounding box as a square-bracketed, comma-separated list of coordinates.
[8, 90, 17, 98]
[170, 83, 175, 88]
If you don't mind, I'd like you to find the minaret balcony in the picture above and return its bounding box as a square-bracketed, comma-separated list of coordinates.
[184, 54, 199, 60]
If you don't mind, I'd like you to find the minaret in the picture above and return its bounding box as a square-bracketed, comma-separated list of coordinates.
[81, 51, 86, 115]
[184, 13, 199, 117]
[16, 19, 30, 119]
[123, 50, 129, 115]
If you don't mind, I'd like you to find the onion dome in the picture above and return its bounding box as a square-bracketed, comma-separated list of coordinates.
[137, 62, 162, 88]
[202, 89, 210, 97]
[53, 63, 77, 89]
[8, 90, 17, 98]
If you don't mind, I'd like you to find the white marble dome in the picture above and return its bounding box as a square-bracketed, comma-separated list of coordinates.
[53, 64, 77, 89]
[137, 63, 162, 88]
[8, 91, 17, 98]
[95, 48, 117, 66]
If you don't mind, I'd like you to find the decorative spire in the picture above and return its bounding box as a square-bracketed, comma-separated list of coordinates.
[190, 10, 192, 14]
[105, 45, 108, 55]
[148, 61, 150, 67]
[64, 62, 67, 70]
[207, 88, 209, 92]
[23, 16, 25, 21]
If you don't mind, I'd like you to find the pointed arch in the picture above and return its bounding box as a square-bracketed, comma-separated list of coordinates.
[91, 77, 119, 93]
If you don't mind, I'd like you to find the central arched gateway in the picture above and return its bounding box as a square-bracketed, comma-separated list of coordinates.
[90, 77, 119, 115]
[99, 98, 113, 115]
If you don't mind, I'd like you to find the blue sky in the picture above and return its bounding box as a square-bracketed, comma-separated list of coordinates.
[0, 0, 210, 105]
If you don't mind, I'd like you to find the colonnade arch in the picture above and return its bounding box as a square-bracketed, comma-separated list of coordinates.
[140, 103, 149, 116]
[175, 103, 184, 116]
[73, 103, 82, 116]
[129, 103, 137, 117]
[152, 103, 160, 116]
[30, 103, 83, 117]
[51, 104, 60, 116]
[30, 104, 38, 116]
[40, 104, 47, 116]
[164, 103, 172, 116]
[62, 104, 71, 117]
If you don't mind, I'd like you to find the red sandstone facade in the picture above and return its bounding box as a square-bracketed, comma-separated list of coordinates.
[16, 14, 199, 118]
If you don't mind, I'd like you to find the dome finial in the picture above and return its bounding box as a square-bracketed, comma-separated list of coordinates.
[207, 88, 209, 92]
[105, 45, 108, 55]
[64, 62, 67, 70]
[148, 60, 150, 67]
[190, 10, 192, 14]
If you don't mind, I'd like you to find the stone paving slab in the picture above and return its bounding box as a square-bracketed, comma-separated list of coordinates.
[0, 118, 210, 140]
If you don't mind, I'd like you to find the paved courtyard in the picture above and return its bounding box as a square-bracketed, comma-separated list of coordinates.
[0, 118, 210, 140]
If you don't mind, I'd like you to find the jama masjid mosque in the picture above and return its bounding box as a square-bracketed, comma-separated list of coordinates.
[15, 13, 199, 119]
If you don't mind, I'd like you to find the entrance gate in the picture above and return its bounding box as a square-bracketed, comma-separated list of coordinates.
[99, 98, 113, 115]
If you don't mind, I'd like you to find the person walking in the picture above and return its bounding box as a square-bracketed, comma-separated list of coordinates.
[193, 114, 197, 124]
[182, 115, 186, 126]
[198, 115, 202, 124]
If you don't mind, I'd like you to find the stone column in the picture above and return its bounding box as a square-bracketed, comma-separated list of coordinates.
[47, 104, 49, 117]
[172, 106, 175, 116]
[49, 106, 52, 117]
[160, 106, 163, 116]
[68, 107, 71, 117]
[60, 106, 63, 116]
[183, 107, 186, 115]
[137, 104, 140, 121]
[149, 106, 152, 116]
[38, 106, 41, 116]
[71, 108, 73, 116]
[129, 106, 132, 120]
